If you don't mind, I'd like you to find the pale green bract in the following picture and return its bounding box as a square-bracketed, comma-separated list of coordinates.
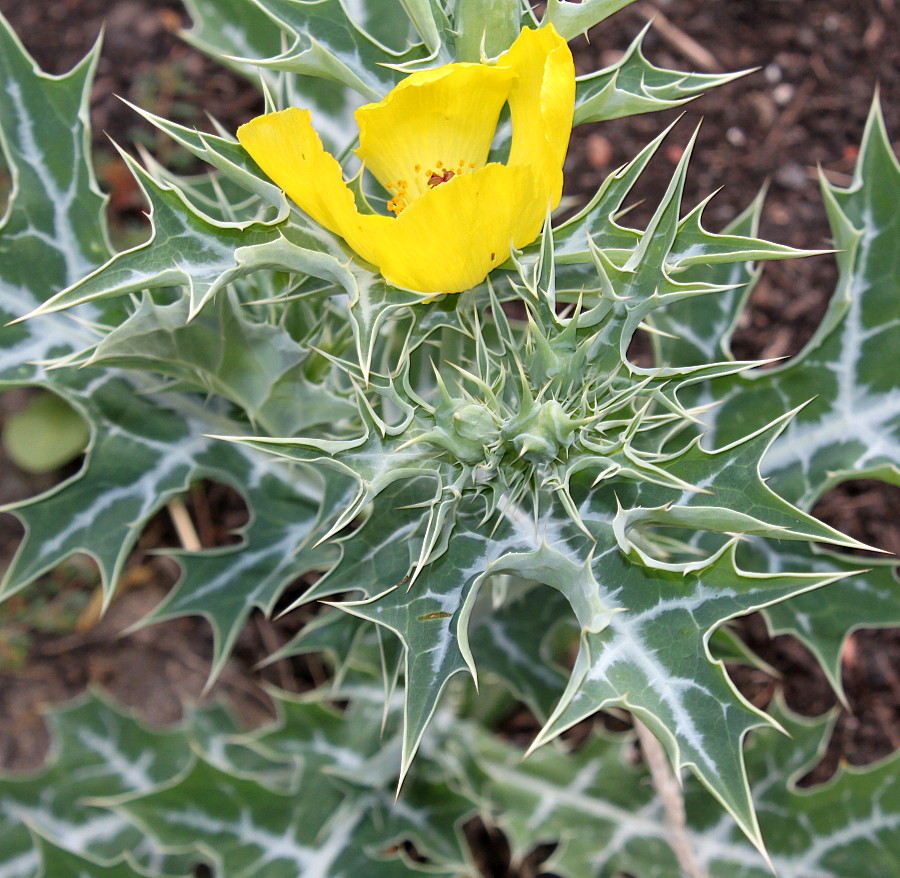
[0, 1, 897, 876]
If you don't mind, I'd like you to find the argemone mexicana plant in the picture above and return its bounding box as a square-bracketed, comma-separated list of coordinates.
[0, 1, 897, 875]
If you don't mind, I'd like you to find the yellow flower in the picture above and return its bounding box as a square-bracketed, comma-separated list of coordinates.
[237, 25, 575, 296]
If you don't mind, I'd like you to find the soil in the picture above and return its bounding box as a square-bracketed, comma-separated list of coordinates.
[0, 1, 898, 876]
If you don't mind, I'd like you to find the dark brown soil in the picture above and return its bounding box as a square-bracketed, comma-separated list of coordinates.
[0, 1, 898, 875]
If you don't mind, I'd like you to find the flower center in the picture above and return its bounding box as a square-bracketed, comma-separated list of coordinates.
[385, 158, 477, 215]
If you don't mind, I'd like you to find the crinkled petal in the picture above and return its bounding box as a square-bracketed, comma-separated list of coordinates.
[370, 163, 537, 294]
[500, 24, 575, 217]
[237, 108, 389, 266]
[355, 64, 516, 202]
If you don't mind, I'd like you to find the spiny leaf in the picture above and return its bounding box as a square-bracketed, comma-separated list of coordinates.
[0, 13, 110, 383]
[1, 375, 329, 671]
[12, 678, 898, 878]
[742, 539, 900, 704]
[0, 0, 335, 697]
[530, 534, 854, 860]
[643, 408, 874, 553]
[180, 0, 367, 126]
[260, 604, 371, 673]
[116, 748, 471, 878]
[302, 482, 608, 781]
[454, 724, 661, 877]
[649, 188, 766, 367]
[89, 292, 355, 436]
[345, 274, 425, 380]
[553, 123, 672, 259]
[120, 101, 290, 212]
[467, 585, 572, 721]
[23, 152, 286, 319]
[335, 511, 493, 782]
[30, 834, 160, 878]
[0, 15, 108, 289]
[229, 0, 434, 100]
[574, 23, 750, 124]
[462, 696, 900, 877]
[542, 0, 637, 40]
[0, 375, 202, 604]
[137, 453, 332, 685]
[0, 692, 193, 873]
[702, 98, 900, 507]
[552, 123, 817, 275]
[218, 407, 443, 540]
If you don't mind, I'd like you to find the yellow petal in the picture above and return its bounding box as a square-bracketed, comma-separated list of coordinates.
[367, 163, 537, 294]
[354, 63, 516, 203]
[237, 108, 390, 266]
[499, 24, 575, 223]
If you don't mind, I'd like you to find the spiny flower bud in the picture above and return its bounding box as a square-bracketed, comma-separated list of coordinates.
[501, 399, 579, 462]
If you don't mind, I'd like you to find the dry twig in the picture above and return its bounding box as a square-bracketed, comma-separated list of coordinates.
[167, 497, 202, 552]
[636, 3, 722, 72]
[635, 718, 709, 878]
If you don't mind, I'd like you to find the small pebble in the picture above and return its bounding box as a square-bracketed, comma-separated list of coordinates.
[773, 83, 796, 106]
[796, 27, 818, 49]
[769, 203, 791, 225]
[586, 133, 613, 168]
[726, 126, 747, 147]
[665, 144, 684, 164]
[775, 162, 808, 190]
[764, 64, 782, 84]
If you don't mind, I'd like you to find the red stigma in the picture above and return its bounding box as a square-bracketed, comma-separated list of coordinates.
[427, 168, 455, 188]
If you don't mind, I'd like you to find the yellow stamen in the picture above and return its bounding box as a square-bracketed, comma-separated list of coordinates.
[387, 195, 405, 215]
